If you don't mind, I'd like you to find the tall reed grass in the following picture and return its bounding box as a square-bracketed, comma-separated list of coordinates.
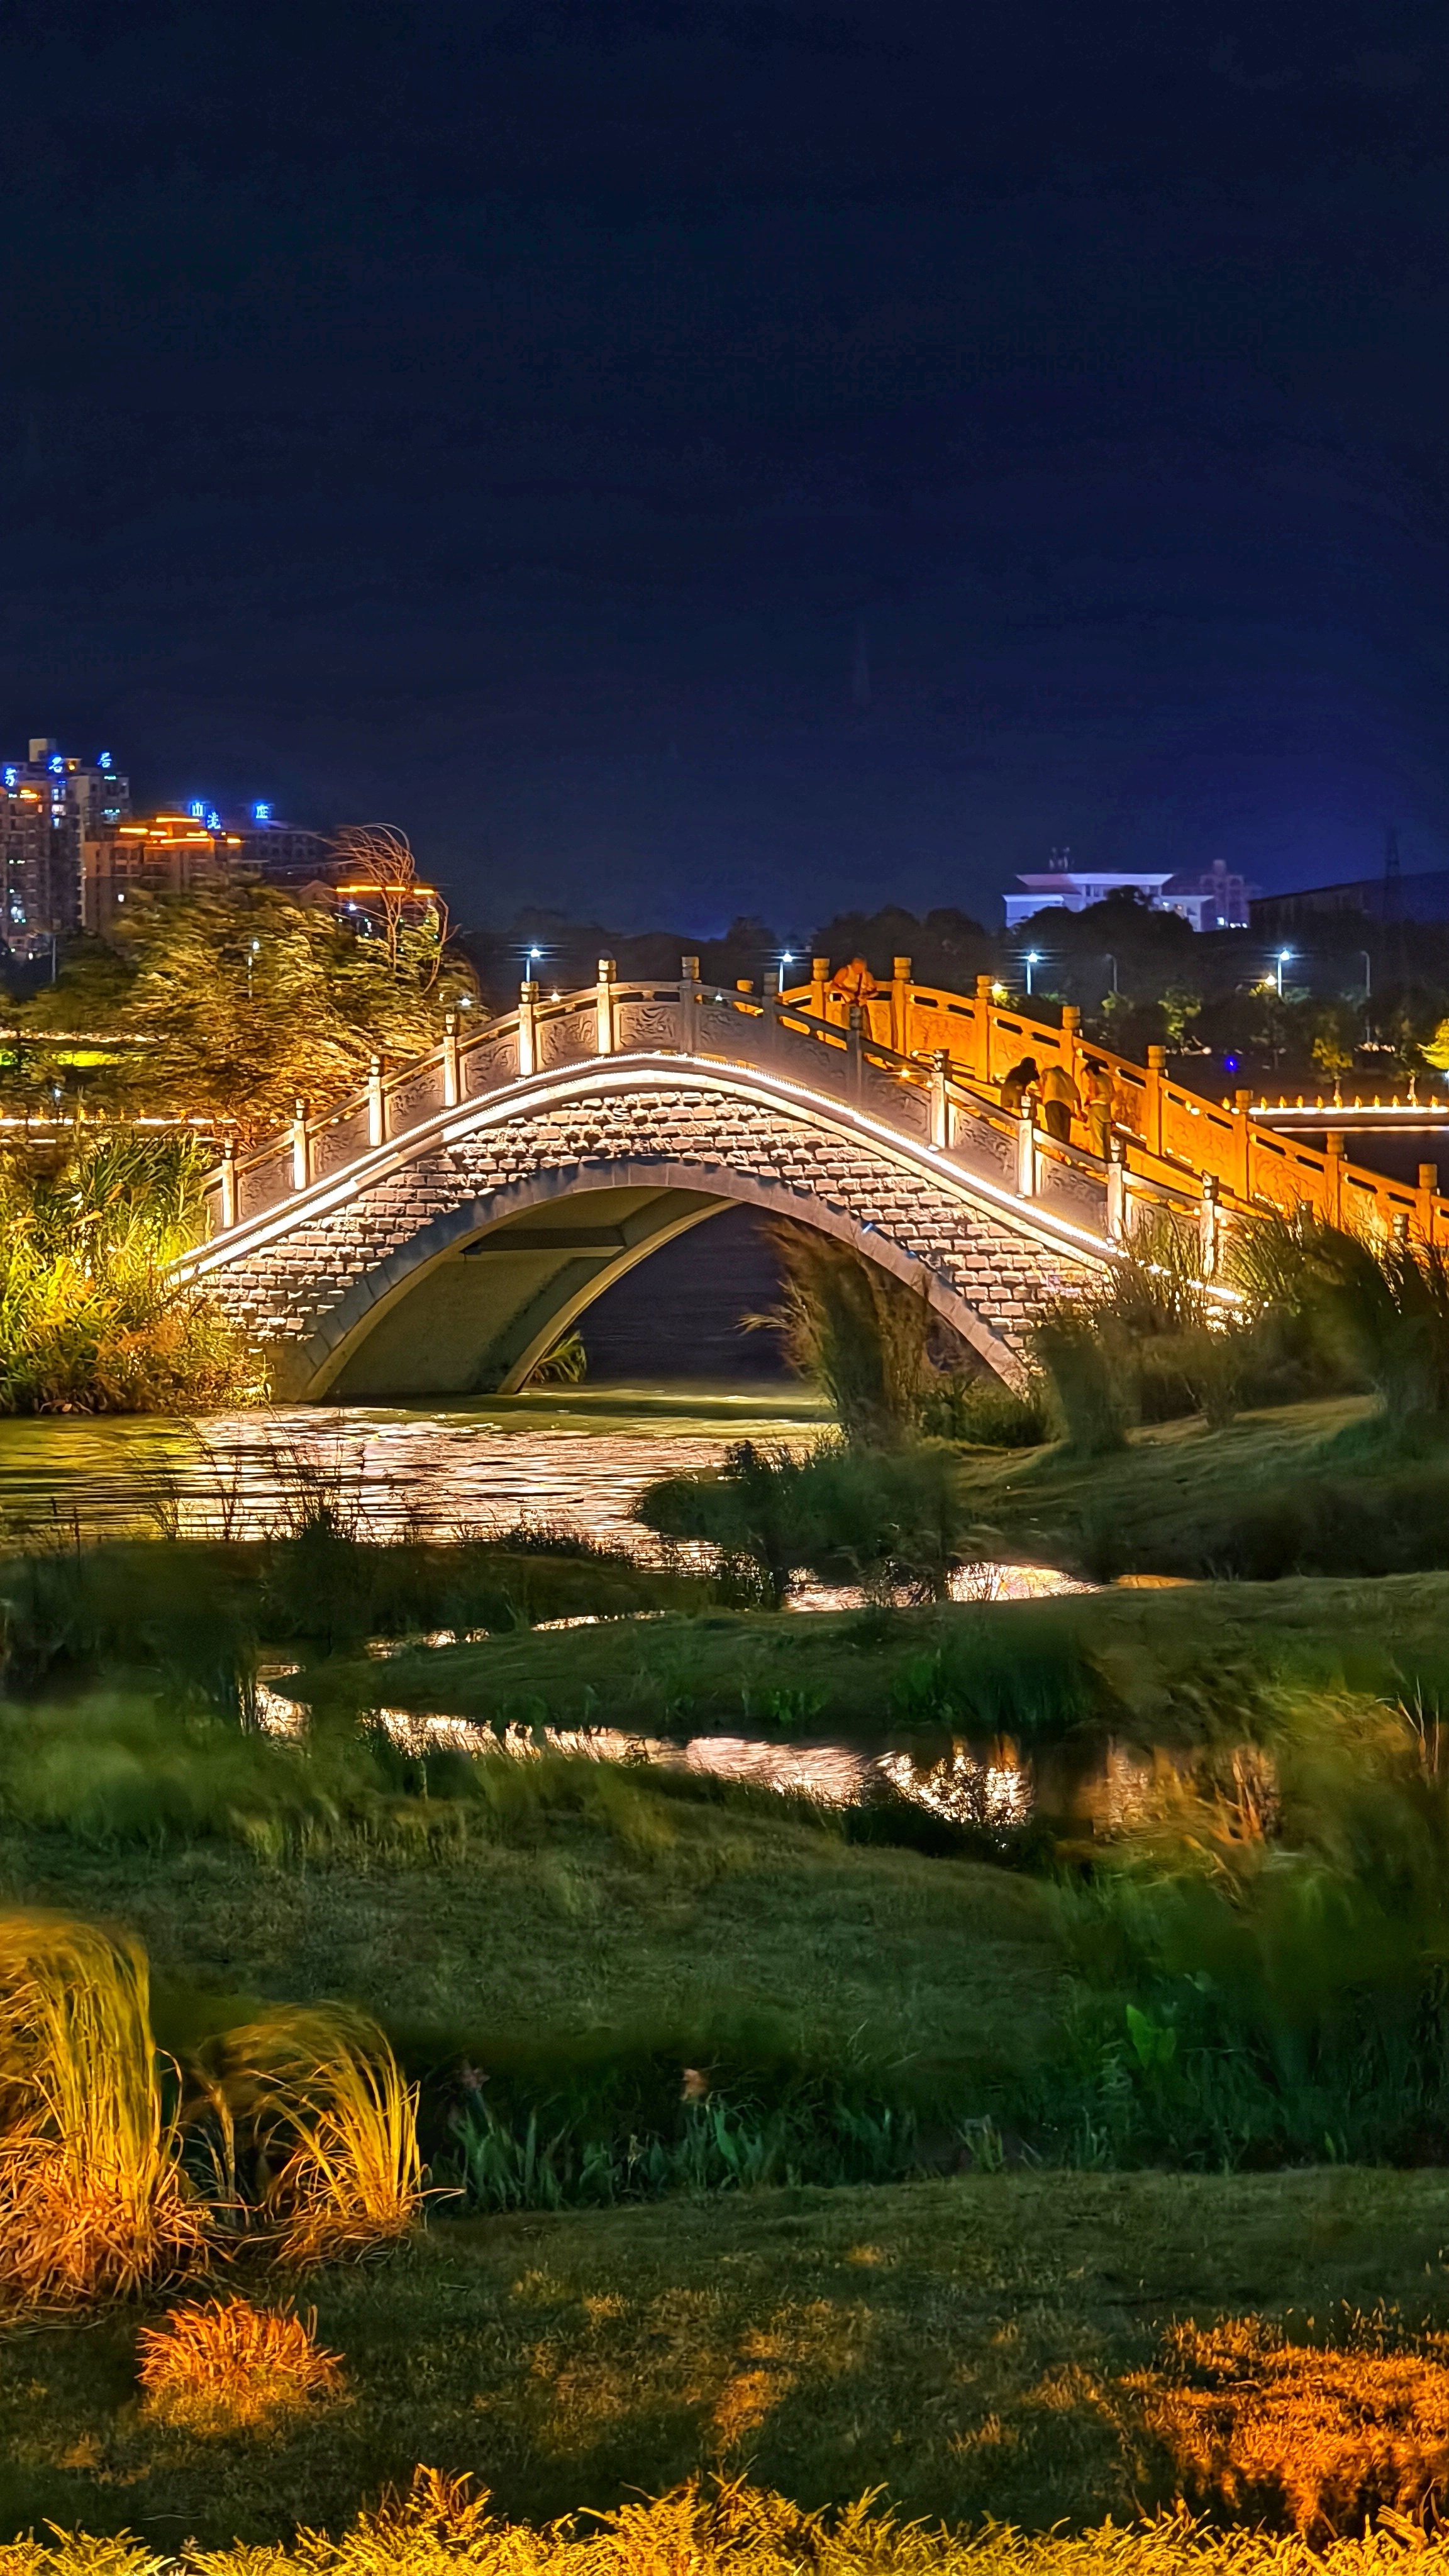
[0, 1136, 262, 1416]
[18, 2469, 1449, 2576]
[204, 2006, 423, 2263]
[0, 1913, 207, 2307]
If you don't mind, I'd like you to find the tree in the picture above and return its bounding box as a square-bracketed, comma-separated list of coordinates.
[328, 825, 447, 982]
[14, 884, 477, 1143]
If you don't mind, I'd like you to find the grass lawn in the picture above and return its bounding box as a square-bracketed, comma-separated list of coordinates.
[296, 1570, 1449, 1742]
[0, 1800, 1065, 2084]
[951, 1397, 1449, 1580]
[5, 2167, 1449, 2545]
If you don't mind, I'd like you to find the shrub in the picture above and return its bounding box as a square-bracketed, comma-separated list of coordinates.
[1126, 2314, 1449, 2540]
[137, 2296, 344, 2433]
[635, 1438, 979, 1604]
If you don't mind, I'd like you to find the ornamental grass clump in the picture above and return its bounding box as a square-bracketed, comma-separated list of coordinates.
[1126, 2314, 1449, 2540]
[208, 2006, 423, 2265]
[137, 2296, 345, 2434]
[0, 1912, 208, 2310]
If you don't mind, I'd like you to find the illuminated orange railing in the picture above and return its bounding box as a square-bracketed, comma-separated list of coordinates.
[783, 957, 1448, 1250]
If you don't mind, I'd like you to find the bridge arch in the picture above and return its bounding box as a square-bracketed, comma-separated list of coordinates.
[189, 1055, 1111, 1400]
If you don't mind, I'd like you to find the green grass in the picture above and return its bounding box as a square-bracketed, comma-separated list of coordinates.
[4, 2168, 1449, 2543]
[0, 1792, 1064, 2087]
[950, 1396, 1449, 1580]
[299, 1570, 1449, 1743]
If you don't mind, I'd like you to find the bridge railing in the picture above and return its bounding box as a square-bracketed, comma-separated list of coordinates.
[783, 960, 1448, 1253]
[200, 953, 1449, 1263]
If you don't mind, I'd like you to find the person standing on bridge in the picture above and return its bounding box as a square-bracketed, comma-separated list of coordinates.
[1081, 1059, 1114, 1159]
[999, 1056, 1039, 1118]
[1039, 1057, 1081, 1145]
[830, 957, 879, 1006]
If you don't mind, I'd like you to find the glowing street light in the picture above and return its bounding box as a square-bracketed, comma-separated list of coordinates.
[1275, 948, 1292, 997]
[1024, 950, 1041, 997]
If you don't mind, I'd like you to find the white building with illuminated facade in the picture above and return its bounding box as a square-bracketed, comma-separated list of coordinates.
[1004, 855, 1250, 933]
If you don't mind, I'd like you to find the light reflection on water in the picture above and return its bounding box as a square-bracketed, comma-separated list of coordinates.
[0, 1382, 1088, 1609]
[255, 1684, 1037, 1825]
[0, 1385, 828, 1545]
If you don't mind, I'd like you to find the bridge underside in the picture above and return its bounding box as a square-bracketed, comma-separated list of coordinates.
[326, 1183, 730, 1397]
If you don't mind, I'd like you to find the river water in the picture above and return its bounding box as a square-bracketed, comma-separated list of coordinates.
[0, 1379, 1096, 1827]
[0, 1382, 828, 1546]
[0, 1380, 1082, 1610]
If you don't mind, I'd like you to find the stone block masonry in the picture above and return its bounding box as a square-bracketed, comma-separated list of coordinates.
[196, 1064, 1110, 1397]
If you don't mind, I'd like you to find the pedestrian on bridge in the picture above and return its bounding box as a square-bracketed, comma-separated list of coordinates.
[1039, 1058, 1081, 1145]
[830, 957, 879, 1005]
[999, 1056, 1039, 1118]
[1082, 1060, 1114, 1159]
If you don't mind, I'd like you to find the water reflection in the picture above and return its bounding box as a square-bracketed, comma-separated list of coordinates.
[0, 1382, 1087, 1609]
[0, 1385, 829, 1544]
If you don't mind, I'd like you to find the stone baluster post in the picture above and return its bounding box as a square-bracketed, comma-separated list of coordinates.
[679, 955, 699, 1056]
[1016, 1099, 1038, 1197]
[596, 957, 616, 1057]
[1144, 1044, 1165, 1157]
[518, 980, 538, 1078]
[975, 973, 994, 1083]
[930, 1048, 951, 1148]
[441, 1008, 461, 1108]
[219, 1137, 238, 1232]
[1233, 1088, 1254, 1200]
[1199, 1172, 1220, 1276]
[1324, 1128, 1345, 1227]
[367, 1055, 386, 1148]
[891, 955, 912, 1055]
[1106, 1135, 1127, 1240]
[291, 1099, 310, 1195]
[847, 1001, 865, 1101]
[811, 956, 830, 1021]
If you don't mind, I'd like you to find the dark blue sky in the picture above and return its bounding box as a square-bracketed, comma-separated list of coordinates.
[4, 0, 1449, 931]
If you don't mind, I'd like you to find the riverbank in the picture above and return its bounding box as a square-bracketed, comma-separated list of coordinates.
[296, 1570, 1449, 1740]
[951, 1396, 1449, 1580]
[6, 2167, 1449, 2541]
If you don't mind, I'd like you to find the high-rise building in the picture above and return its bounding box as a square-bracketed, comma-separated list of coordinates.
[1, 739, 130, 956]
[82, 812, 247, 931]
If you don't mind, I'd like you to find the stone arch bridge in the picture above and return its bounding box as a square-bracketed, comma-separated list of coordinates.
[186, 967, 1127, 1398]
[187, 957, 1439, 1401]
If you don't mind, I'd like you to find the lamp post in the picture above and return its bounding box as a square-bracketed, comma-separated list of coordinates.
[1104, 952, 1118, 994]
[1025, 950, 1040, 997]
[1360, 951, 1372, 1001]
[1275, 948, 1292, 998]
[245, 938, 260, 1002]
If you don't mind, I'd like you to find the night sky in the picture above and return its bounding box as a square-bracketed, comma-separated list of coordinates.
[5, 1, 1449, 933]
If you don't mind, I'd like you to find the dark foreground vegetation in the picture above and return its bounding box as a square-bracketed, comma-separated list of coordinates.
[10, 1180, 1449, 2555]
[8, 2170, 1449, 2543]
[9, 1522, 1449, 2545]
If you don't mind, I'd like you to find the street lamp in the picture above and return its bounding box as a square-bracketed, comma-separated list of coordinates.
[245, 938, 261, 1002]
[1025, 950, 1041, 997]
[1275, 948, 1292, 998]
[1104, 953, 1118, 994]
[1360, 950, 1372, 1001]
